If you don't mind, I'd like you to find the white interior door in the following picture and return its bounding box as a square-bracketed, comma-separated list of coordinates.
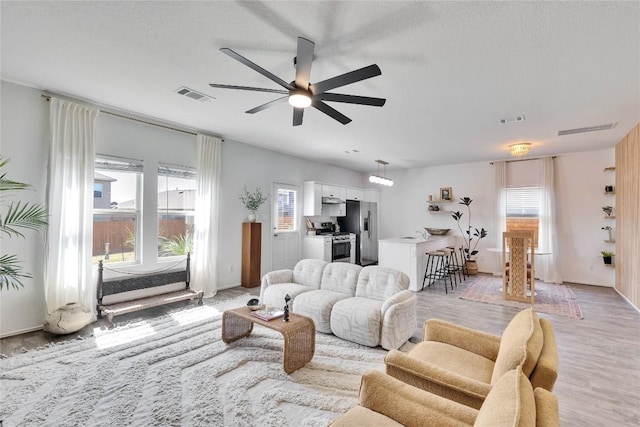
[272, 182, 301, 270]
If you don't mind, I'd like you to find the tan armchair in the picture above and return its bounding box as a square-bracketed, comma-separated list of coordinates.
[330, 367, 560, 427]
[384, 308, 558, 409]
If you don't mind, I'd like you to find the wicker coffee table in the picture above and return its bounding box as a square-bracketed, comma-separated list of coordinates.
[221, 306, 316, 374]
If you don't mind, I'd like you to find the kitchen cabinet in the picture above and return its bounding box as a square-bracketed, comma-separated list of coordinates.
[302, 235, 332, 262]
[322, 185, 346, 200]
[303, 182, 322, 216]
[346, 188, 364, 201]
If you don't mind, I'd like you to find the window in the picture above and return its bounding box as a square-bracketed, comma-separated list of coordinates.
[157, 163, 196, 258]
[93, 155, 143, 265]
[275, 185, 297, 232]
[506, 186, 540, 247]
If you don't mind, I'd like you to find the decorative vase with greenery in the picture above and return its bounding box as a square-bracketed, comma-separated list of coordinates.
[600, 250, 614, 265]
[451, 197, 487, 275]
[602, 205, 613, 217]
[0, 157, 48, 290]
[601, 225, 614, 241]
[239, 186, 269, 222]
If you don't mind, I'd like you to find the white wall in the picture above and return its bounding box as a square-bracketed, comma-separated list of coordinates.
[1, 81, 49, 336]
[0, 80, 366, 336]
[378, 149, 616, 287]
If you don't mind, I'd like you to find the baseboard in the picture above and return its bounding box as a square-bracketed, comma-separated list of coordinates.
[1, 325, 43, 339]
[613, 287, 640, 313]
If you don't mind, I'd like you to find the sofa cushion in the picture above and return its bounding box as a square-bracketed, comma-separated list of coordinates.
[293, 289, 350, 333]
[409, 341, 495, 385]
[491, 309, 544, 385]
[331, 297, 383, 347]
[292, 259, 327, 288]
[321, 262, 362, 294]
[533, 388, 559, 426]
[262, 283, 315, 308]
[355, 266, 410, 301]
[474, 368, 536, 427]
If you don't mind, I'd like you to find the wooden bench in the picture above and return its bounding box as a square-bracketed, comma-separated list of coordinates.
[97, 252, 203, 325]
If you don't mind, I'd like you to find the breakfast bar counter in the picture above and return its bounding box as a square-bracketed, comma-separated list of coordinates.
[379, 235, 457, 291]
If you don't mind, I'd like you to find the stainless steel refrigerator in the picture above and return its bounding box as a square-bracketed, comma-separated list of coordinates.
[338, 200, 378, 266]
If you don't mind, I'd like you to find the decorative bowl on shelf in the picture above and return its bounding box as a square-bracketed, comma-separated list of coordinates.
[247, 298, 264, 311]
[425, 228, 450, 236]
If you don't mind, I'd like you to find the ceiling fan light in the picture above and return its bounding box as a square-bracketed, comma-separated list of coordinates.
[509, 143, 531, 157]
[288, 92, 312, 108]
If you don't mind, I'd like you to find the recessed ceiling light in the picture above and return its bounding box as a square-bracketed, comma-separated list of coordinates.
[558, 123, 617, 135]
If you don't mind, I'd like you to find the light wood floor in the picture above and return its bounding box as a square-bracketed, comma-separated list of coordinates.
[1, 276, 639, 426]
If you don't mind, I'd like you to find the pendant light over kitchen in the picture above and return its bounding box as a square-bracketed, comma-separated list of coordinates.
[369, 160, 393, 187]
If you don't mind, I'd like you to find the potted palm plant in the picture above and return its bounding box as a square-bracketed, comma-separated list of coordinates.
[0, 157, 48, 290]
[239, 186, 269, 222]
[451, 197, 487, 275]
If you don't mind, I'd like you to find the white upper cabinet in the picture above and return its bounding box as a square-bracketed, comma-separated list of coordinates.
[322, 185, 346, 200]
[303, 181, 322, 216]
[346, 188, 364, 201]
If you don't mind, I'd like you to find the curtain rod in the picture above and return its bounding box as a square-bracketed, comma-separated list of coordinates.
[41, 94, 209, 137]
[490, 155, 556, 165]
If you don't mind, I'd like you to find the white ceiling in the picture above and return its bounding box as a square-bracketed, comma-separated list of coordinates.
[2, 1, 638, 172]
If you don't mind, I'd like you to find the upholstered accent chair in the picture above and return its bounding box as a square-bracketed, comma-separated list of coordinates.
[329, 367, 560, 427]
[330, 266, 416, 350]
[385, 308, 558, 409]
[259, 259, 328, 308]
[292, 262, 363, 333]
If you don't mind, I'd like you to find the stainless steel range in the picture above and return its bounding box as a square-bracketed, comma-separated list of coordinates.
[316, 223, 356, 263]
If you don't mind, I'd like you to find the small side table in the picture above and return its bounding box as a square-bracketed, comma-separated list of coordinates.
[222, 306, 316, 374]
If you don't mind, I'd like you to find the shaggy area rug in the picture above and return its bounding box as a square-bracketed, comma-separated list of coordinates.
[459, 275, 583, 319]
[0, 295, 413, 426]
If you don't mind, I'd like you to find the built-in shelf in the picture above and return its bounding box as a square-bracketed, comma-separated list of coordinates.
[427, 200, 452, 204]
[604, 191, 615, 195]
[604, 239, 616, 243]
[604, 264, 615, 268]
[604, 216, 616, 219]
[604, 167, 616, 171]
[427, 209, 451, 213]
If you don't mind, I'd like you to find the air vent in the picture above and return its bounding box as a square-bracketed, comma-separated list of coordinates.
[499, 115, 525, 124]
[558, 123, 617, 136]
[174, 87, 215, 103]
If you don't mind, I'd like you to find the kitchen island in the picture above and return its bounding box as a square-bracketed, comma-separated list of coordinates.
[378, 235, 457, 292]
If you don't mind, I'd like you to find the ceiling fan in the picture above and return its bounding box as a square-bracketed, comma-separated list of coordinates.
[209, 37, 386, 126]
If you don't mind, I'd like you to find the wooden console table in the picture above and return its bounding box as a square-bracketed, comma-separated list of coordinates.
[222, 306, 316, 373]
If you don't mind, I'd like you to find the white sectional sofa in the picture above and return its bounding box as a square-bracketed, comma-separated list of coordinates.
[259, 259, 416, 350]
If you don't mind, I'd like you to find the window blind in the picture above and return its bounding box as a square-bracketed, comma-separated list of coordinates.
[95, 154, 143, 172]
[158, 163, 196, 179]
[506, 186, 540, 217]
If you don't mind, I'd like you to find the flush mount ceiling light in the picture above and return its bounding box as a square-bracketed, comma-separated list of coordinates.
[369, 159, 394, 187]
[509, 143, 531, 157]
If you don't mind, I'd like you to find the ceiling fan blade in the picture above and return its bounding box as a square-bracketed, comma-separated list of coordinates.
[209, 83, 288, 95]
[293, 108, 304, 126]
[295, 37, 315, 89]
[245, 96, 289, 114]
[309, 64, 382, 95]
[316, 92, 386, 107]
[312, 101, 352, 125]
[220, 47, 295, 91]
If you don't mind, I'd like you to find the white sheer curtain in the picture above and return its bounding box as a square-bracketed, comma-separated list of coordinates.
[538, 157, 562, 283]
[493, 161, 507, 275]
[44, 98, 98, 316]
[193, 134, 222, 297]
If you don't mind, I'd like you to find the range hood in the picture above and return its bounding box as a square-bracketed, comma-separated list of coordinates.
[322, 196, 345, 204]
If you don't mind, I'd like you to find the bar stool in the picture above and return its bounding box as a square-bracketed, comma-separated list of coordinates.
[446, 246, 465, 285]
[422, 250, 452, 294]
[457, 246, 469, 279]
